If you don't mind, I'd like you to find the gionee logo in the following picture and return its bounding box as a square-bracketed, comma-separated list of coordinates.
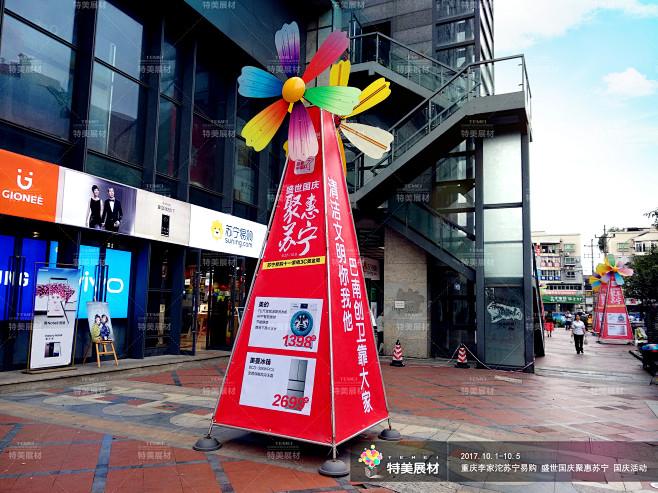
[16, 169, 33, 190]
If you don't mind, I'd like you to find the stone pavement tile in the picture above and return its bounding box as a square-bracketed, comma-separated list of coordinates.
[143, 464, 183, 492]
[290, 468, 342, 488]
[482, 396, 539, 408]
[124, 400, 152, 406]
[0, 473, 55, 492]
[105, 467, 144, 492]
[60, 442, 101, 471]
[410, 386, 465, 397]
[178, 462, 223, 490]
[129, 375, 177, 385]
[0, 425, 12, 441]
[0, 414, 34, 424]
[429, 396, 502, 409]
[468, 409, 544, 426]
[388, 397, 450, 410]
[43, 389, 66, 393]
[11, 423, 104, 444]
[384, 387, 417, 398]
[409, 409, 491, 427]
[50, 471, 95, 493]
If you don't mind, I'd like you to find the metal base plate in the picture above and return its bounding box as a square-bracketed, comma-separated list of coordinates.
[378, 428, 402, 441]
[192, 436, 222, 452]
[318, 459, 349, 477]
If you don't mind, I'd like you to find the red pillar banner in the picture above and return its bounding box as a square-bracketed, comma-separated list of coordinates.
[592, 282, 608, 334]
[599, 278, 633, 341]
[212, 107, 388, 446]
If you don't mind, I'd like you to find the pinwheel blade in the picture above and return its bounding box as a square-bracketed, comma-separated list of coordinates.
[288, 103, 318, 162]
[614, 271, 625, 285]
[237, 66, 284, 98]
[618, 267, 634, 277]
[302, 30, 349, 84]
[605, 254, 616, 267]
[241, 99, 288, 152]
[595, 263, 606, 275]
[339, 122, 394, 159]
[601, 271, 613, 284]
[590, 278, 602, 289]
[345, 78, 391, 118]
[329, 60, 350, 87]
[275, 22, 300, 77]
[304, 85, 361, 116]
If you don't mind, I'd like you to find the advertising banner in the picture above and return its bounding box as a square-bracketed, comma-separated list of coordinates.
[60, 170, 137, 235]
[212, 108, 388, 446]
[28, 266, 82, 371]
[541, 294, 583, 303]
[592, 282, 608, 333]
[189, 206, 267, 258]
[0, 148, 60, 223]
[361, 257, 380, 280]
[86, 302, 115, 342]
[134, 191, 191, 245]
[600, 278, 633, 341]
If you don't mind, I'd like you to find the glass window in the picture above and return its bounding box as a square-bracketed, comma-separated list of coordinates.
[484, 208, 522, 242]
[190, 114, 223, 191]
[0, 16, 75, 139]
[155, 176, 177, 199]
[156, 98, 180, 177]
[436, 0, 475, 17]
[564, 243, 575, 251]
[618, 242, 629, 251]
[86, 153, 142, 188]
[565, 257, 576, 265]
[482, 132, 522, 205]
[94, 2, 144, 80]
[483, 286, 525, 367]
[436, 45, 474, 69]
[88, 62, 146, 164]
[0, 122, 73, 167]
[161, 36, 184, 101]
[234, 139, 257, 205]
[484, 242, 523, 280]
[437, 19, 474, 46]
[189, 187, 221, 211]
[194, 47, 227, 121]
[5, 0, 79, 44]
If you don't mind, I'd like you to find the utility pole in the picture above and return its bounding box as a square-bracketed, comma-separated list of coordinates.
[595, 225, 615, 256]
[584, 238, 596, 274]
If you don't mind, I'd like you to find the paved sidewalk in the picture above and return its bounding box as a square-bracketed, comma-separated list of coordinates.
[0, 328, 655, 492]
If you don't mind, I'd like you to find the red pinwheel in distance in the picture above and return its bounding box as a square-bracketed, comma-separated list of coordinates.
[238, 22, 361, 162]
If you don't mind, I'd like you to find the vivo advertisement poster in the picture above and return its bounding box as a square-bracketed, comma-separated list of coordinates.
[29, 266, 82, 370]
[77, 245, 132, 319]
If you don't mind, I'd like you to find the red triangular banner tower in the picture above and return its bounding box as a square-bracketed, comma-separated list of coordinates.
[209, 107, 389, 447]
[599, 278, 633, 342]
[592, 282, 608, 334]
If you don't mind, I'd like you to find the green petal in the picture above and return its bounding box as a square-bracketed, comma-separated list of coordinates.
[304, 86, 361, 116]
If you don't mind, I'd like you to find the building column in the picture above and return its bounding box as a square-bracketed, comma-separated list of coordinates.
[383, 227, 430, 358]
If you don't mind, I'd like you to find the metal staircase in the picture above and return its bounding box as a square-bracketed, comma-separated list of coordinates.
[347, 47, 532, 275]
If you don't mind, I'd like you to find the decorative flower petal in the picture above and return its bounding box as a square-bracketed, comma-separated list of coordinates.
[605, 254, 616, 267]
[595, 263, 606, 275]
[304, 85, 361, 116]
[618, 268, 633, 276]
[614, 271, 625, 285]
[330, 60, 350, 87]
[340, 123, 394, 160]
[237, 66, 284, 98]
[345, 78, 391, 118]
[275, 22, 300, 77]
[288, 103, 318, 162]
[592, 283, 601, 292]
[601, 271, 613, 284]
[589, 275, 601, 285]
[241, 99, 289, 151]
[302, 30, 349, 84]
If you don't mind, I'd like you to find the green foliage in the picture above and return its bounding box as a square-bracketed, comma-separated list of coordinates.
[646, 209, 658, 229]
[624, 250, 658, 304]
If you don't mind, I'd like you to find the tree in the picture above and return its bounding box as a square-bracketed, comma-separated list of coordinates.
[598, 227, 621, 254]
[624, 249, 658, 305]
[646, 208, 658, 229]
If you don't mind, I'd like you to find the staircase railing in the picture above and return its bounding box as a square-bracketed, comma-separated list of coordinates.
[348, 55, 532, 194]
[349, 31, 458, 93]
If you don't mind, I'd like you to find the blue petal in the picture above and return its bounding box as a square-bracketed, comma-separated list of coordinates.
[237, 66, 284, 98]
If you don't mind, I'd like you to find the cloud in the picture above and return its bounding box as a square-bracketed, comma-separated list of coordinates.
[495, 0, 658, 53]
[602, 68, 658, 98]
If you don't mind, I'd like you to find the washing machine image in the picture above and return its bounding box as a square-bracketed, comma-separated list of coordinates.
[288, 302, 319, 338]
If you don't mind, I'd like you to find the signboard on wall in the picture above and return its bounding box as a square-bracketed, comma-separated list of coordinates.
[361, 257, 380, 280]
[188, 206, 267, 258]
[28, 266, 82, 371]
[0, 148, 60, 223]
[134, 191, 191, 245]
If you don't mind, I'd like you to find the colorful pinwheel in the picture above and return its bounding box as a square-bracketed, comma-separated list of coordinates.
[599, 254, 634, 285]
[538, 281, 547, 295]
[589, 271, 603, 292]
[238, 22, 361, 162]
[329, 60, 394, 160]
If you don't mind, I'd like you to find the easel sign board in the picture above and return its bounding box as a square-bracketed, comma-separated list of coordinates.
[28, 266, 82, 371]
[212, 108, 388, 446]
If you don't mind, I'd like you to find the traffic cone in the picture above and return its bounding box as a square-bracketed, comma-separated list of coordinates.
[455, 344, 469, 368]
[390, 340, 404, 367]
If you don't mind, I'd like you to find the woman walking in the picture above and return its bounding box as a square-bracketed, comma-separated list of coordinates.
[571, 314, 586, 354]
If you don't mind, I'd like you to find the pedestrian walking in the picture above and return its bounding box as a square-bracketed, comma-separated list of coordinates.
[545, 311, 554, 337]
[571, 314, 586, 354]
[375, 311, 384, 355]
[565, 310, 573, 330]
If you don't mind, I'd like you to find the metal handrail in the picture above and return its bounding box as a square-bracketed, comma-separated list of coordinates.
[349, 31, 458, 76]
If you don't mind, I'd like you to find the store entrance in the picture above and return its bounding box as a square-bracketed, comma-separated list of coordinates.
[183, 252, 247, 351]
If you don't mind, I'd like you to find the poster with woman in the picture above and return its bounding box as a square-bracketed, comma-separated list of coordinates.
[86, 302, 115, 342]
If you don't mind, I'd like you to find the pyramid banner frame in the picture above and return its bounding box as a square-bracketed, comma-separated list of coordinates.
[599, 278, 633, 342]
[207, 107, 390, 448]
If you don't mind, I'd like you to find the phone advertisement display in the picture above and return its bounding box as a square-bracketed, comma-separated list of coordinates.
[29, 266, 82, 371]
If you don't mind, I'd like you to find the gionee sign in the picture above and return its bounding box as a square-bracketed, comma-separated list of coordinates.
[0, 149, 59, 222]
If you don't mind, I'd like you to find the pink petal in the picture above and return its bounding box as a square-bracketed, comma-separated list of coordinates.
[288, 103, 318, 162]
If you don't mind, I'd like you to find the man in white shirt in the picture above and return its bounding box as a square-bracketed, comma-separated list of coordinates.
[571, 314, 586, 354]
[565, 311, 573, 331]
